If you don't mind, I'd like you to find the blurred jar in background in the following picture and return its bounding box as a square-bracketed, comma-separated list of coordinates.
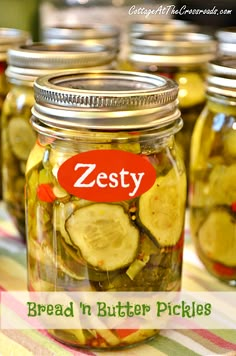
[122, 32, 217, 176]
[42, 24, 120, 54]
[0, 28, 30, 199]
[39, 0, 169, 60]
[1, 42, 117, 239]
[189, 58, 236, 285]
[129, 19, 199, 38]
[216, 27, 236, 57]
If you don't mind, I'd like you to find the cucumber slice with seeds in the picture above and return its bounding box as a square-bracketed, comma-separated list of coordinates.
[66, 203, 139, 271]
[198, 209, 236, 266]
[138, 169, 186, 247]
[8, 117, 36, 160]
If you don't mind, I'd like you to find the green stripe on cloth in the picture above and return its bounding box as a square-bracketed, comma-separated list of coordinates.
[148, 332, 200, 356]
[213, 329, 236, 344]
[179, 330, 229, 355]
[0, 243, 26, 267]
[0, 256, 27, 290]
[21, 329, 82, 356]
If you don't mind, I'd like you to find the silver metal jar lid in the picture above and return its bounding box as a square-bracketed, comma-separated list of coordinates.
[216, 27, 236, 56]
[207, 58, 236, 99]
[129, 32, 217, 66]
[42, 24, 120, 49]
[129, 20, 199, 38]
[6, 42, 117, 84]
[0, 28, 30, 61]
[32, 70, 180, 131]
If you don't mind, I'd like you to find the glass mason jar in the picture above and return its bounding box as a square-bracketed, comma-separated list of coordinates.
[129, 19, 199, 39]
[26, 70, 186, 349]
[0, 28, 30, 198]
[216, 27, 236, 57]
[121, 32, 217, 176]
[42, 24, 120, 50]
[189, 58, 236, 285]
[2, 42, 117, 239]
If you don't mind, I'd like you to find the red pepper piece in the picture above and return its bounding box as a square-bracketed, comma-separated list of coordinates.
[116, 328, 139, 339]
[173, 232, 184, 250]
[231, 201, 236, 213]
[213, 262, 235, 277]
[37, 184, 56, 203]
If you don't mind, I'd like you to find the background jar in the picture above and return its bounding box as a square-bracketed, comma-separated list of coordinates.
[189, 58, 236, 285]
[128, 19, 199, 39]
[0, 28, 30, 198]
[1, 42, 117, 239]
[216, 27, 236, 57]
[26, 70, 186, 349]
[122, 32, 217, 176]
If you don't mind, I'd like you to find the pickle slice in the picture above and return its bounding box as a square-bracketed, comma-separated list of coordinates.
[208, 164, 236, 205]
[25, 143, 44, 174]
[8, 117, 36, 160]
[138, 169, 186, 246]
[223, 129, 236, 159]
[174, 72, 205, 108]
[66, 203, 139, 271]
[198, 209, 236, 267]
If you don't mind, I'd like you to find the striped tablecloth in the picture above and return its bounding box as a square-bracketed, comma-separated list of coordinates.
[0, 201, 236, 356]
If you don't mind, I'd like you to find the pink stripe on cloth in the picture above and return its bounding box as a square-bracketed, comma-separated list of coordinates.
[193, 329, 236, 351]
[2, 291, 44, 329]
[1, 289, 96, 356]
[0, 226, 21, 241]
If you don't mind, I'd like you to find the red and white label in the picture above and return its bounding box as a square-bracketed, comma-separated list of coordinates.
[57, 150, 156, 202]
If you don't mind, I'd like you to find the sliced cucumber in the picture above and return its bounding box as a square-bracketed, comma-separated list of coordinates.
[25, 142, 44, 175]
[54, 200, 92, 246]
[65, 203, 139, 271]
[198, 209, 236, 266]
[8, 117, 36, 160]
[138, 169, 186, 247]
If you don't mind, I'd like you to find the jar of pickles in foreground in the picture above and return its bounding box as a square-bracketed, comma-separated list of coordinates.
[0, 28, 30, 198]
[26, 70, 186, 349]
[122, 32, 217, 175]
[189, 58, 236, 285]
[2, 42, 117, 239]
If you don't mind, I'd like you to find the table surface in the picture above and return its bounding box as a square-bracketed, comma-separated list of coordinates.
[0, 201, 236, 356]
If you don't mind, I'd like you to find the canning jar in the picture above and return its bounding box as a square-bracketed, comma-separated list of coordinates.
[129, 19, 199, 39]
[2, 42, 117, 239]
[216, 27, 236, 56]
[26, 70, 186, 349]
[189, 58, 236, 285]
[42, 24, 120, 51]
[0, 28, 30, 198]
[122, 32, 217, 175]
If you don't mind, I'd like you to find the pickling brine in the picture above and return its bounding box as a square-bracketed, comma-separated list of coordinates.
[26, 70, 186, 349]
[120, 32, 217, 177]
[2, 42, 117, 240]
[0, 28, 30, 199]
[189, 58, 236, 285]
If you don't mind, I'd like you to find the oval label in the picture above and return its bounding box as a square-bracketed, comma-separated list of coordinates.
[57, 149, 156, 202]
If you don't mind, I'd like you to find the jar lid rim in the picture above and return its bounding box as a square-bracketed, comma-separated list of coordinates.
[33, 70, 180, 130]
[207, 58, 236, 98]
